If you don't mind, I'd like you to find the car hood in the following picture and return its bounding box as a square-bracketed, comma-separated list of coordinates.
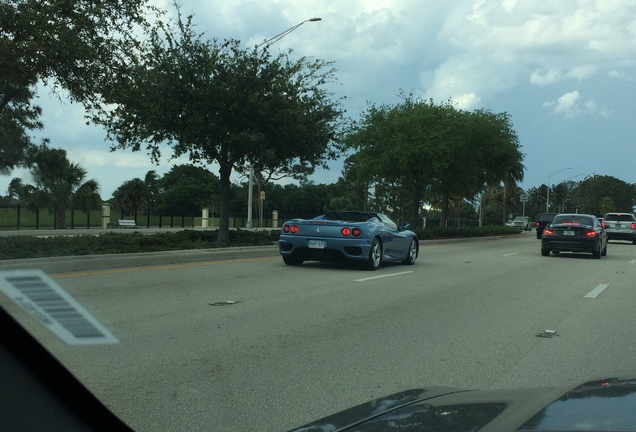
[289, 374, 636, 432]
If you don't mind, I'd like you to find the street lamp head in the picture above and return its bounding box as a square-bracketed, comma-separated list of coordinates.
[309, 17, 322, 22]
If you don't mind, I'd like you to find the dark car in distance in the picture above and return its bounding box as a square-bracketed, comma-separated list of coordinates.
[541, 213, 607, 259]
[535, 212, 557, 239]
[602, 212, 636, 244]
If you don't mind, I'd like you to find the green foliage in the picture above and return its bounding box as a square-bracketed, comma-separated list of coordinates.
[8, 145, 101, 228]
[1, 0, 153, 170]
[345, 95, 525, 228]
[571, 175, 636, 215]
[414, 225, 521, 240]
[158, 165, 220, 215]
[0, 229, 279, 260]
[112, 178, 149, 214]
[0, 226, 520, 260]
[92, 9, 343, 243]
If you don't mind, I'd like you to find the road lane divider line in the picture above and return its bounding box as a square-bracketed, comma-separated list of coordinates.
[53, 256, 279, 279]
[502, 253, 519, 256]
[630, 259, 636, 264]
[584, 284, 610, 299]
[355, 271, 413, 282]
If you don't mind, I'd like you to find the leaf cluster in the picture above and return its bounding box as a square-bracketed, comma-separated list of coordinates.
[1, 0, 154, 170]
[0, 229, 278, 260]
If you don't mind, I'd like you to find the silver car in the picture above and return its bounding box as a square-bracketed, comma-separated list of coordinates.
[602, 212, 636, 244]
[512, 216, 531, 231]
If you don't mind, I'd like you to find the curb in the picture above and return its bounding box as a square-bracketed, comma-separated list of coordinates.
[0, 245, 280, 275]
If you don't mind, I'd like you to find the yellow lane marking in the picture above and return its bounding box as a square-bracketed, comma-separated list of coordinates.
[53, 256, 279, 279]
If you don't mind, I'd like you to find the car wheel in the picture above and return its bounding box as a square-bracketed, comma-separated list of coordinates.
[632, 239, 636, 245]
[536, 232, 542, 240]
[601, 242, 608, 256]
[402, 238, 417, 265]
[592, 244, 601, 259]
[365, 238, 382, 270]
[283, 255, 304, 266]
[541, 248, 550, 256]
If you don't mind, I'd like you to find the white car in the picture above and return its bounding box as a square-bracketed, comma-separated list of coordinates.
[512, 216, 531, 231]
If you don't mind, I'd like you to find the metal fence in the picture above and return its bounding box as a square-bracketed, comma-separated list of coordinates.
[0, 205, 278, 230]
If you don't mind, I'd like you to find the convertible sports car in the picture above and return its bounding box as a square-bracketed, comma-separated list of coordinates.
[278, 211, 418, 270]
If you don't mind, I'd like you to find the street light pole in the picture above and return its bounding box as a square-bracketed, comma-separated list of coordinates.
[256, 18, 322, 52]
[546, 167, 571, 212]
[246, 17, 322, 228]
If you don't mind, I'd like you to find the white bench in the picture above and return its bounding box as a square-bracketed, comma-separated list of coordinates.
[118, 219, 137, 228]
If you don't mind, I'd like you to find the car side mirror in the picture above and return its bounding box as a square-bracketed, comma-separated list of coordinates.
[400, 223, 410, 231]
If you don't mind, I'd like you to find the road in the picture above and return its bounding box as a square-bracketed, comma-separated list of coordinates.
[4, 232, 636, 431]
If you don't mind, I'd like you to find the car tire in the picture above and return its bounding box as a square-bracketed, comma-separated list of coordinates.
[541, 248, 550, 256]
[283, 255, 304, 266]
[592, 244, 601, 259]
[402, 238, 417, 265]
[601, 243, 607, 256]
[632, 239, 636, 245]
[536, 232, 542, 240]
[365, 238, 382, 270]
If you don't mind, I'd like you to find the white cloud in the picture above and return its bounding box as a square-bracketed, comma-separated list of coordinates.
[543, 90, 611, 118]
[530, 68, 562, 86]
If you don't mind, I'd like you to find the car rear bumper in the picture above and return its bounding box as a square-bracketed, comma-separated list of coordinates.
[541, 238, 599, 253]
[279, 236, 372, 262]
[605, 231, 636, 241]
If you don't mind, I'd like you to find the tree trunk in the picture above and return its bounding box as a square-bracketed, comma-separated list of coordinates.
[217, 161, 232, 243]
[440, 190, 450, 227]
[409, 185, 421, 229]
[55, 207, 66, 229]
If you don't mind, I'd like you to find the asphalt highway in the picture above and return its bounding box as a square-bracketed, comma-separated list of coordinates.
[3, 232, 636, 431]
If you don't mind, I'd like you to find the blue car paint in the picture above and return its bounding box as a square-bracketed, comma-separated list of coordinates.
[278, 211, 418, 267]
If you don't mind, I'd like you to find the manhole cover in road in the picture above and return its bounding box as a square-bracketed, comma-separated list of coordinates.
[209, 301, 239, 306]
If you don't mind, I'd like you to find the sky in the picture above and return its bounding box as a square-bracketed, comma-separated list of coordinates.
[4, 0, 636, 199]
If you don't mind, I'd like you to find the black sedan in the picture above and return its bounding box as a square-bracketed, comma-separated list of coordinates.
[540, 213, 607, 258]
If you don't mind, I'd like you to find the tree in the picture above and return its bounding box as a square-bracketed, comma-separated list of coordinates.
[92, 11, 342, 242]
[571, 175, 635, 215]
[1, 0, 154, 170]
[158, 165, 220, 215]
[345, 96, 524, 228]
[111, 178, 148, 219]
[7, 144, 100, 228]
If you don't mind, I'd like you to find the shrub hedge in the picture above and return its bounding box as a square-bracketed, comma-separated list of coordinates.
[0, 226, 520, 260]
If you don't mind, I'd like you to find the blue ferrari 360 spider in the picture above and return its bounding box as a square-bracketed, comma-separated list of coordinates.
[278, 211, 419, 270]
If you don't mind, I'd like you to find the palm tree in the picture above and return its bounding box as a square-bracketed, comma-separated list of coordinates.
[8, 145, 100, 228]
[111, 178, 148, 219]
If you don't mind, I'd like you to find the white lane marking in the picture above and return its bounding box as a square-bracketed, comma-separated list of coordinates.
[503, 253, 519, 257]
[585, 284, 610, 299]
[630, 259, 636, 264]
[355, 271, 413, 282]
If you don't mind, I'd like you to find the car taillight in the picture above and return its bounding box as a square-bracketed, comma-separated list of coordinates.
[602, 222, 606, 229]
[632, 223, 636, 230]
[585, 231, 598, 238]
[352, 228, 362, 237]
[543, 228, 555, 236]
[282, 224, 299, 233]
[341, 227, 351, 236]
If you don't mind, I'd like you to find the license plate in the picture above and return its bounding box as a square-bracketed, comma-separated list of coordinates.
[563, 230, 574, 236]
[308, 240, 326, 249]
[616, 223, 621, 228]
